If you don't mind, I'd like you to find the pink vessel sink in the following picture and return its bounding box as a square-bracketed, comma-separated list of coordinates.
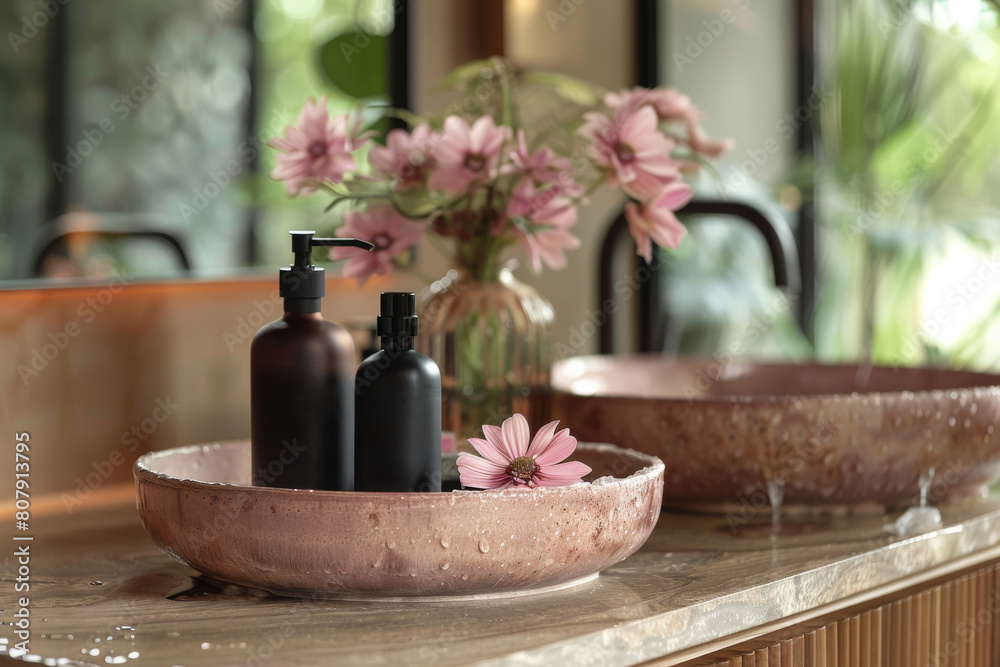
[551, 356, 1000, 511]
[134, 441, 663, 599]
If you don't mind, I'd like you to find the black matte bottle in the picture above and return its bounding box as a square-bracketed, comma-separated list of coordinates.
[355, 293, 442, 492]
[251, 231, 373, 490]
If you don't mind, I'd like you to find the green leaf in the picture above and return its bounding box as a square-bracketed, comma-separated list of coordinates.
[520, 71, 605, 107]
[439, 59, 497, 89]
[319, 31, 388, 100]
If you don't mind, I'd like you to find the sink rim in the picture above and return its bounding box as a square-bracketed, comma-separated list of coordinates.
[552, 354, 1000, 404]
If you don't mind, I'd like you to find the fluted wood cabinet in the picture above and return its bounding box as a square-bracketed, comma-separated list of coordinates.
[679, 562, 1000, 667]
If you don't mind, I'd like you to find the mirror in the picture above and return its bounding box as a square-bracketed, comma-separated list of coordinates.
[0, 0, 403, 285]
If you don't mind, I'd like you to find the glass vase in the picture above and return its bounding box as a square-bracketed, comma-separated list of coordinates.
[416, 259, 555, 452]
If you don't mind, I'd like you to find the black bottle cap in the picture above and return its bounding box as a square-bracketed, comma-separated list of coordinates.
[281, 231, 374, 305]
[377, 292, 418, 337]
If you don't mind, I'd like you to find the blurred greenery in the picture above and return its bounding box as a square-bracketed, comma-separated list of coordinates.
[814, 0, 1000, 369]
[0, 0, 391, 279]
[661, 0, 1000, 369]
[252, 0, 392, 268]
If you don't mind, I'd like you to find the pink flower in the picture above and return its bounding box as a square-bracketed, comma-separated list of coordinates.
[624, 181, 693, 262]
[369, 124, 437, 189]
[457, 414, 592, 489]
[428, 115, 506, 196]
[268, 97, 363, 196]
[507, 179, 580, 272]
[507, 130, 572, 182]
[604, 87, 733, 161]
[578, 105, 681, 200]
[605, 86, 697, 124]
[686, 119, 734, 159]
[330, 205, 424, 285]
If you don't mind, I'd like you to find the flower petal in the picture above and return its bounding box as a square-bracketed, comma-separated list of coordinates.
[482, 424, 516, 463]
[501, 414, 532, 458]
[525, 420, 558, 459]
[467, 436, 509, 466]
[456, 453, 509, 489]
[532, 428, 578, 466]
[533, 460, 592, 486]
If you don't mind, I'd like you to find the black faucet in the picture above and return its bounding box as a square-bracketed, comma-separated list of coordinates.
[598, 198, 802, 354]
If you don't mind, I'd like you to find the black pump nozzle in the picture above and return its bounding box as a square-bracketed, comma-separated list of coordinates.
[281, 231, 374, 312]
[289, 230, 374, 269]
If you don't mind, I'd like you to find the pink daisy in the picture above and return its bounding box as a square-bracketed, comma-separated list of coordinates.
[369, 124, 437, 189]
[507, 178, 580, 272]
[578, 105, 681, 200]
[428, 115, 507, 196]
[624, 180, 693, 262]
[330, 205, 424, 285]
[268, 97, 363, 196]
[506, 130, 572, 182]
[457, 414, 592, 489]
[686, 119, 734, 159]
[605, 86, 697, 124]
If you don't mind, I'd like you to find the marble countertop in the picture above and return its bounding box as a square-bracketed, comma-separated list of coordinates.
[4, 486, 1000, 666]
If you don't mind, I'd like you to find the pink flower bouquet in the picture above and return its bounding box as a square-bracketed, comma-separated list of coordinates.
[269, 58, 731, 284]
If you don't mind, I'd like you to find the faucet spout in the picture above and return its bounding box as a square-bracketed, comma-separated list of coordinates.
[678, 199, 801, 295]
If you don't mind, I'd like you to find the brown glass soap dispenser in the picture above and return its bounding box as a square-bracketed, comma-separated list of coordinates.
[251, 231, 373, 490]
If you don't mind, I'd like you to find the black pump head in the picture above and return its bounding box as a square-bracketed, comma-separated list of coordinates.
[281, 231, 374, 312]
[288, 230, 374, 270]
[377, 292, 418, 338]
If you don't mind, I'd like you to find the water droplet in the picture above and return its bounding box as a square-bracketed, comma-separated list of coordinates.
[201, 642, 211, 649]
[440, 563, 450, 570]
[949, 416, 957, 427]
[409, 572, 416, 577]
[479, 539, 490, 553]
[385, 539, 395, 550]
[90, 581, 103, 586]
[440, 536, 450, 548]
[461, 574, 469, 581]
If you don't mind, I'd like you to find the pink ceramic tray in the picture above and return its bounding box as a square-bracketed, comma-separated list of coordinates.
[134, 441, 663, 599]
